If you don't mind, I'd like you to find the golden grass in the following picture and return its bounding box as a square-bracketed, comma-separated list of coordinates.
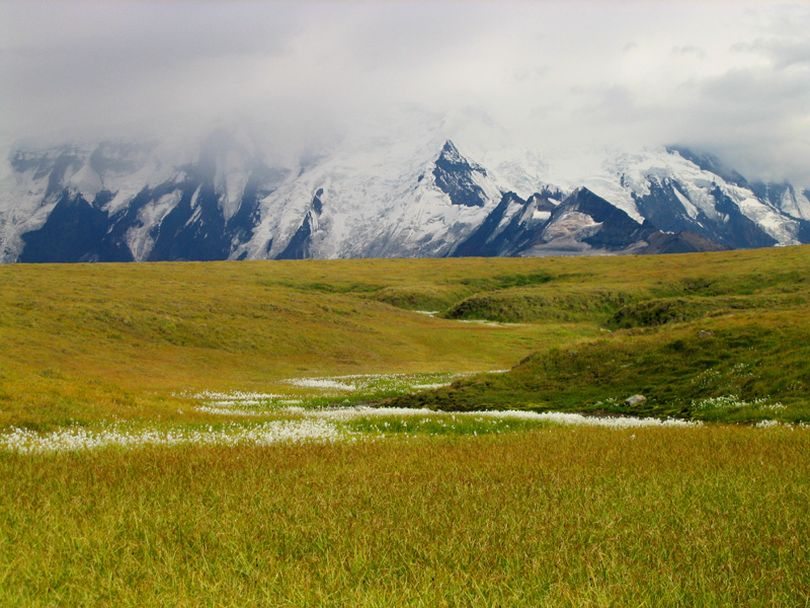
[2, 249, 810, 605]
[0, 259, 596, 427]
[2, 246, 809, 427]
[1, 426, 808, 606]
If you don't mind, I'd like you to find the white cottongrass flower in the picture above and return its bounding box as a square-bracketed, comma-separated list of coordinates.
[283, 371, 500, 394]
[286, 378, 357, 391]
[411, 383, 452, 390]
[194, 406, 265, 417]
[0, 420, 342, 454]
[456, 319, 521, 327]
[208, 399, 264, 407]
[284, 405, 437, 421]
[183, 391, 282, 401]
[471, 410, 702, 428]
[184, 390, 310, 417]
[285, 405, 701, 428]
[692, 395, 774, 411]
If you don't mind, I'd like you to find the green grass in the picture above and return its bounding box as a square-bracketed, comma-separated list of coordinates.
[393, 311, 810, 423]
[2, 246, 810, 426]
[384, 248, 810, 424]
[0, 259, 597, 427]
[445, 286, 637, 323]
[1, 427, 808, 606]
[3, 247, 810, 604]
[344, 413, 552, 436]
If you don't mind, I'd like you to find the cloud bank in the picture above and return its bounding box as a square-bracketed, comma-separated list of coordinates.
[1, 0, 809, 183]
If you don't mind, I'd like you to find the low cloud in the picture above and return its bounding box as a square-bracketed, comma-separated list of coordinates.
[672, 45, 706, 60]
[1, 0, 808, 184]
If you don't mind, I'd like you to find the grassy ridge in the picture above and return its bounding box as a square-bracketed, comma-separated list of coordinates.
[2, 427, 808, 606]
[0, 259, 595, 427]
[387, 248, 810, 423]
[398, 313, 810, 423]
[2, 246, 810, 426]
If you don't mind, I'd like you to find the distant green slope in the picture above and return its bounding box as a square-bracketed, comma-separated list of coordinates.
[387, 247, 810, 423]
[392, 313, 810, 423]
[1, 245, 809, 426]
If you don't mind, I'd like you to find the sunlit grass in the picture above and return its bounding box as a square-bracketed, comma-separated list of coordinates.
[344, 413, 552, 436]
[3, 246, 810, 427]
[1, 426, 807, 606]
[2, 249, 810, 604]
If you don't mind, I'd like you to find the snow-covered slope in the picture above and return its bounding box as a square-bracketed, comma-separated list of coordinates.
[603, 148, 801, 248]
[240, 136, 506, 260]
[1, 130, 808, 263]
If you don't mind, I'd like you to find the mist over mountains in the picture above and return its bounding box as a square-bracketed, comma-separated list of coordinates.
[2, 123, 808, 263]
[2, 1, 809, 262]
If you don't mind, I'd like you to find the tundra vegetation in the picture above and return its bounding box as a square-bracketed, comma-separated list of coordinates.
[0, 247, 808, 605]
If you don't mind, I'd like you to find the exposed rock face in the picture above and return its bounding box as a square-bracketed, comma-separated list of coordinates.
[625, 395, 647, 407]
[2, 134, 808, 263]
[432, 140, 490, 208]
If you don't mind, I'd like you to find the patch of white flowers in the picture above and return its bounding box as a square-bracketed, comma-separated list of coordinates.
[180, 391, 283, 401]
[0, 420, 343, 454]
[182, 390, 304, 416]
[285, 405, 437, 421]
[191, 372, 498, 419]
[8, 370, 800, 455]
[755, 420, 809, 430]
[286, 378, 357, 391]
[194, 406, 264, 417]
[287, 405, 700, 428]
[692, 368, 722, 389]
[285, 372, 466, 394]
[411, 383, 452, 390]
[456, 319, 521, 327]
[471, 410, 700, 428]
[692, 394, 783, 411]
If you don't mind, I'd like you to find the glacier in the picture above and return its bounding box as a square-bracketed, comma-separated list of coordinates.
[1, 127, 808, 263]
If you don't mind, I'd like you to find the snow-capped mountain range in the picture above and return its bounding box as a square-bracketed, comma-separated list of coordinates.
[2, 128, 809, 263]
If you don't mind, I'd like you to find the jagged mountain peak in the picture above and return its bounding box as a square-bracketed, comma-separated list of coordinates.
[432, 139, 493, 208]
[437, 139, 465, 164]
[1, 134, 808, 263]
[435, 139, 486, 174]
[439, 139, 460, 156]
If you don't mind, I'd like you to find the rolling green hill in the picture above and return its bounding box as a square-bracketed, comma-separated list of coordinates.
[1, 246, 809, 427]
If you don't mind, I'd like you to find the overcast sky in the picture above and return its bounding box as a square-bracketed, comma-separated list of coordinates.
[1, 0, 809, 183]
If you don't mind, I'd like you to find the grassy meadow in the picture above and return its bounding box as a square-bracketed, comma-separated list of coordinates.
[0, 258, 595, 428]
[1, 427, 808, 606]
[1, 247, 810, 605]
